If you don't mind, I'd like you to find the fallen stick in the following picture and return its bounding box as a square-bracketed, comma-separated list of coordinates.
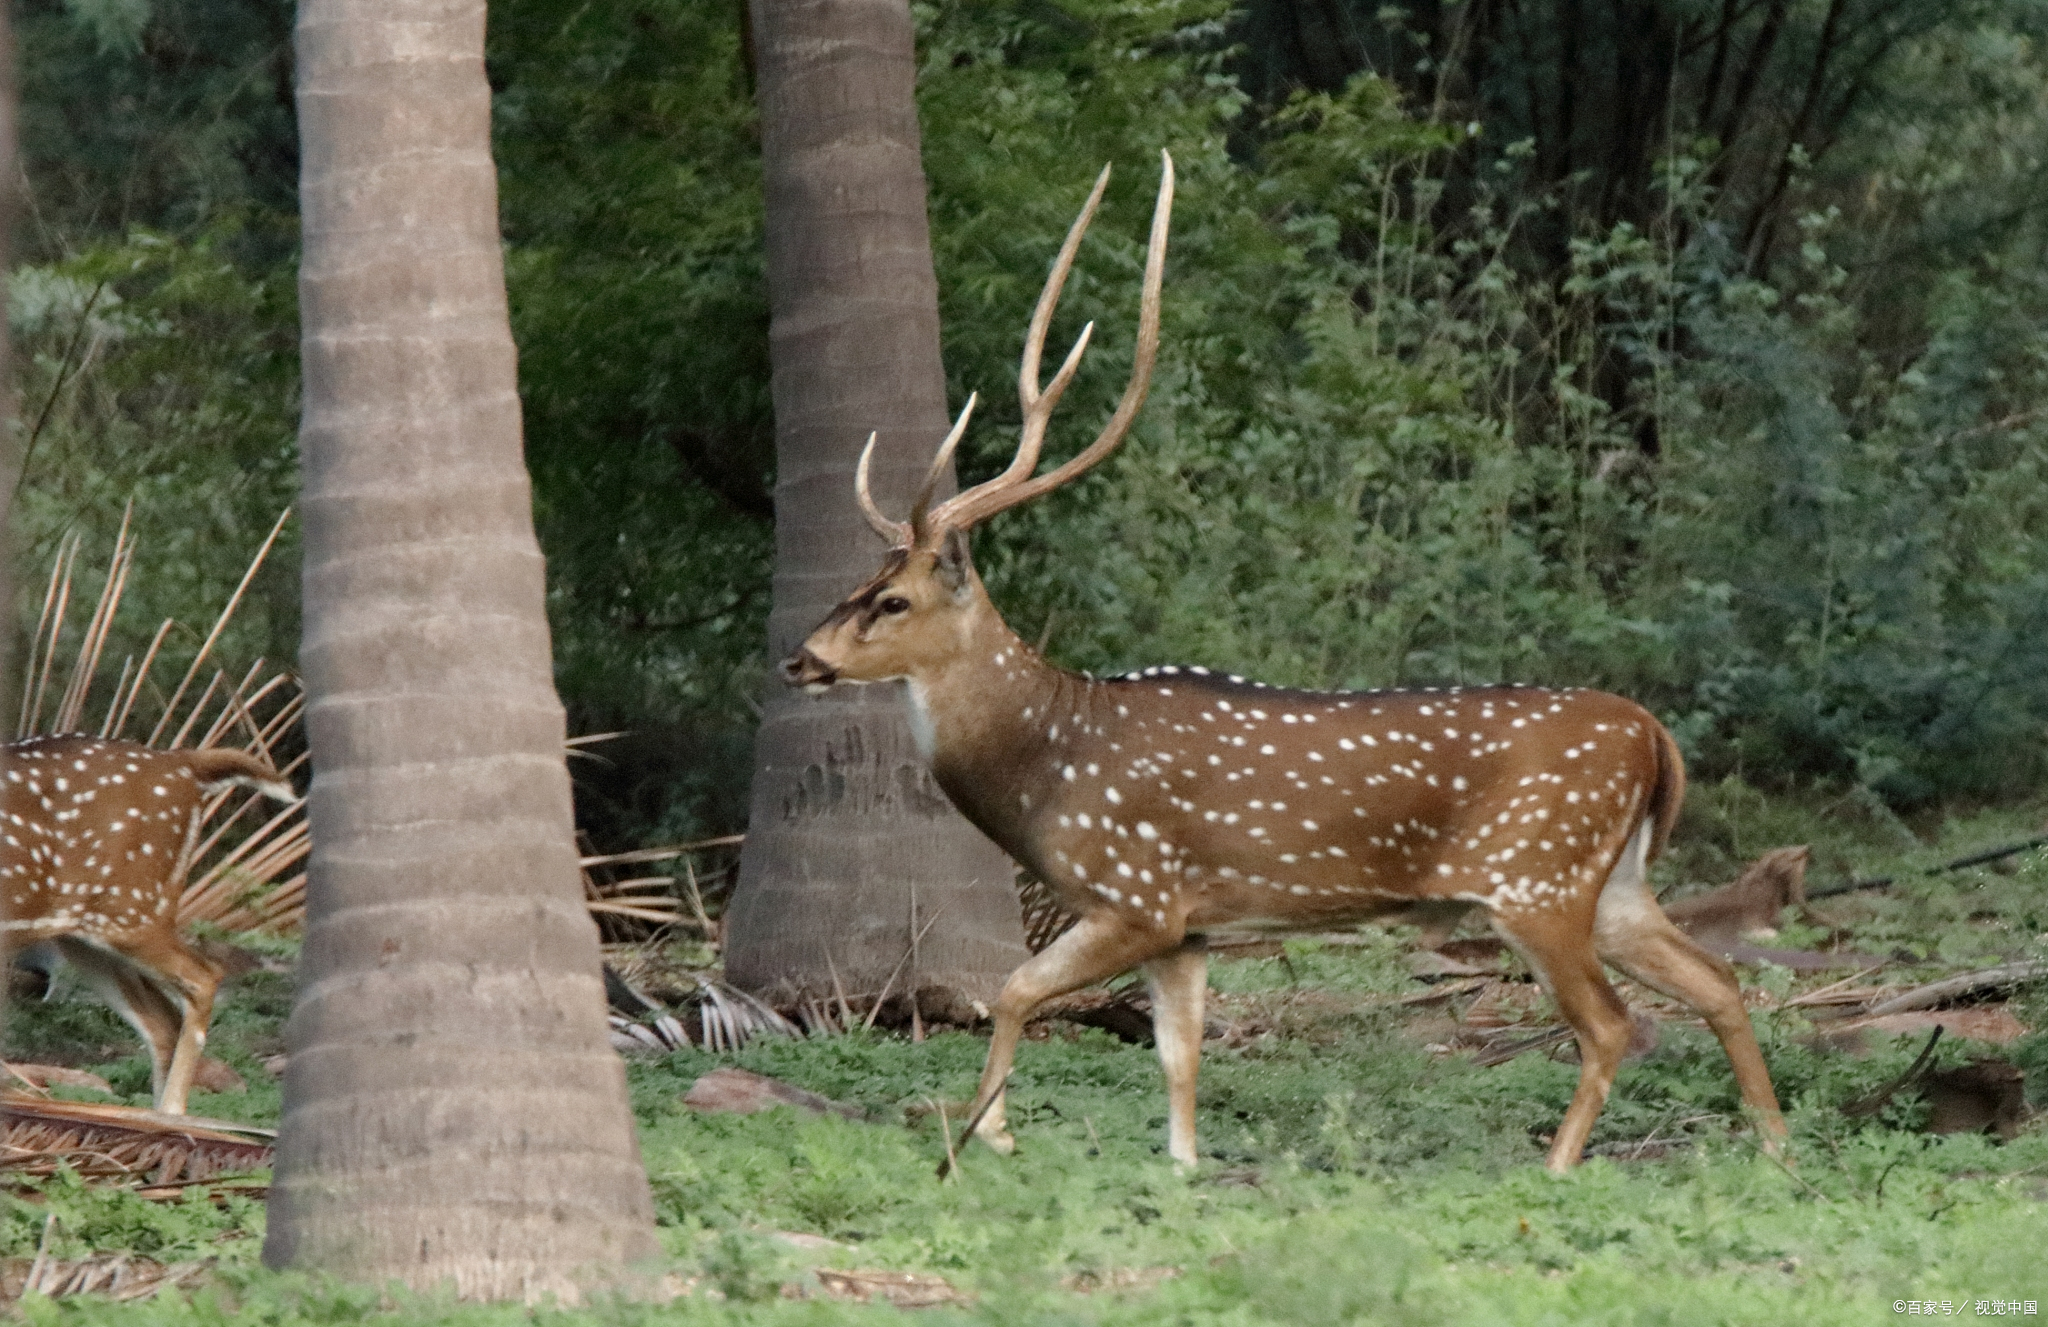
[1842, 1027, 1944, 1118]
[1810, 834, 2048, 899]
[1851, 960, 2046, 1020]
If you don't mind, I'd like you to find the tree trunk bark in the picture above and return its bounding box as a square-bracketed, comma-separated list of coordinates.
[724, 0, 1028, 1013]
[265, 0, 659, 1299]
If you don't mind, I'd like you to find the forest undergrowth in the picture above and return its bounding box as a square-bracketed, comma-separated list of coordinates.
[4, 786, 2045, 1324]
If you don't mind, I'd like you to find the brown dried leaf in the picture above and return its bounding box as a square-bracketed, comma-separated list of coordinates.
[0, 1092, 272, 1187]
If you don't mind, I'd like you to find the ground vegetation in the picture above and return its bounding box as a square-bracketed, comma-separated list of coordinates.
[2, 793, 2045, 1320]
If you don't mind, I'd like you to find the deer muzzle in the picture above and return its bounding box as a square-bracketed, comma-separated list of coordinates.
[780, 646, 838, 693]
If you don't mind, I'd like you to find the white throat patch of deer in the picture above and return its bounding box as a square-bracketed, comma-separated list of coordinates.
[2, 734, 296, 1114]
[785, 153, 1784, 1174]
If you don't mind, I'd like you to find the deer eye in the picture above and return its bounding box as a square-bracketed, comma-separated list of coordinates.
[879, 596, 912, 615]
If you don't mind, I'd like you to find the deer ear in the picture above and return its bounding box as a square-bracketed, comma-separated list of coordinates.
[936, 528, 973, 595]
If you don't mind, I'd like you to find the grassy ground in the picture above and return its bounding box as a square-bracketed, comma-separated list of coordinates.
[4, 782, 2047, 1323]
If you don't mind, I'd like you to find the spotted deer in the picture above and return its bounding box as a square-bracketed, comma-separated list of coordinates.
[2, 734, 297, 1114]
[781, 153, 1785, 1172]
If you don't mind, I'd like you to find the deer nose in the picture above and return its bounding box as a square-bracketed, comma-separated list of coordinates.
[780, 648, 837, 690]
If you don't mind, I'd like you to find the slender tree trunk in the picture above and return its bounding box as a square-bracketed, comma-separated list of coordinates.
[265, 0, 658, 1299]
[725, 0, 1028, 1012]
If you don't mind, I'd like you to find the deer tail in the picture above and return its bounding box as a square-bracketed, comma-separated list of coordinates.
[185, 748, 298, 804]
[1644, 718, 1687, 863]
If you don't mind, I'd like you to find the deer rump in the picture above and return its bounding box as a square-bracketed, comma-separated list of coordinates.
[3, 735, 295, 1114]
[782, 154, 1783, 1172]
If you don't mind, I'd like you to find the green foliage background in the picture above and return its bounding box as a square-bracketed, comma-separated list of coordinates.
[12, 0, 2048, 838]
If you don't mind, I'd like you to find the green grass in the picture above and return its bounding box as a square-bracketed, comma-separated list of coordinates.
[6, 784, 2048, 1323]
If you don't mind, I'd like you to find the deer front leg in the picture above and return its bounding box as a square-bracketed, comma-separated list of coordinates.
[953, 911, 1171, 1169]
[1143, 940, 1208, 1166]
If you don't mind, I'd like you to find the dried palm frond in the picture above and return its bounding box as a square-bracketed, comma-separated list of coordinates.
[0, 1093, 273, 1187]
[15, 510, 309, 938]
[579, 835, 744, 940]
[2, 1250, 213, 1304]
[1017, 870, 1079, 954]
[600, 961, 798, 1055]
[604, 966, 693, 1053]
[695, 974, 801, 1052]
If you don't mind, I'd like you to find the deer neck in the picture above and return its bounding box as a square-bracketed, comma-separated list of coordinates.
[902, 601, 1081, 849]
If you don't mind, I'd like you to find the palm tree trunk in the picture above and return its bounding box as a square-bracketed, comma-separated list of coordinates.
[265, 0, 658, 1298]
[724, 0, 1028, 1012]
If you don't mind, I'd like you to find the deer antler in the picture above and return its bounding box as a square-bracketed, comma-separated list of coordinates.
[855, 395, 981, 548]
[851, 153, 1173, 546]
[926, 150, 1172, 533]
[908, 394, 978, 543]
[853, 434, 902, 543]
[856, 391, 983, 548]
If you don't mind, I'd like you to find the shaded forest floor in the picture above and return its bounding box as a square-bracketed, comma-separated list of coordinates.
[4, 782, 2047, 1323]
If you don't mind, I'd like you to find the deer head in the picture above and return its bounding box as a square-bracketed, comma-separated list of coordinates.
[781, 154, 1174, 696]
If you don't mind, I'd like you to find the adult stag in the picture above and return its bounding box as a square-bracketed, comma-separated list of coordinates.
[782, 153, 1784, 1171]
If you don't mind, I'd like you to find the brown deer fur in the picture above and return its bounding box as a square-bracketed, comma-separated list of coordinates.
[1663, 845, 1811, 954]
[782, 155, 1784, 1172]
[2, 734, 295, 1114]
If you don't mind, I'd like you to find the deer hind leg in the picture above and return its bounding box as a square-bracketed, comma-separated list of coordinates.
[56, 933, 223, 1115]
[141, 940, 222, 1117]
[1593, 823, 1785, 1147]
[1143, 940, 1208, 1167]
[963, 912, 1170, 1159]
[50, 937, 185, 1104]
[1489, 904, 1637, 1173]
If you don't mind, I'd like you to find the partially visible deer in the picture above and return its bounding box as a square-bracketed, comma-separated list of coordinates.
[781, 152, 1785, 1172]
[2, 734, 296, 1114]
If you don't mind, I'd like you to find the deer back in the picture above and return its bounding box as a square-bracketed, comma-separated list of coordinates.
[915, 664, 1682, 937]
[2, 735, 289, 943]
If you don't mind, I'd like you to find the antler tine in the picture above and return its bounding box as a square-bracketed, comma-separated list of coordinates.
[929, 151, 1173, 533]
[854, 433, 910, 545]
[907, 393, 978, 542]
[923, 167, 1110, 531]
[1019, 165, 1112, 408]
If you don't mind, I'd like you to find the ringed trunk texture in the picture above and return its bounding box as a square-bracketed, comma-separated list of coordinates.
[266, 0, 658, 1299]
[725, 0, 1028, 1011]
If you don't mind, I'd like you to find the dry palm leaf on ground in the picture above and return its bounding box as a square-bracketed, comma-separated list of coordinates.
[0, 1092, 272, 1193]
[0, 1249, 212, 1305]
[602, 959, 800, 1054]
[812, 1268, 971, 1308]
